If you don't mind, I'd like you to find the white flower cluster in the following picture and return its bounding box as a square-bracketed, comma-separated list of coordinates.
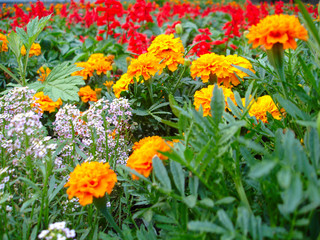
[38, 221, 76, 240]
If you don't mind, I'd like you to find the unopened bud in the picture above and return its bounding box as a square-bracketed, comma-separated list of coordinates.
[184, 58, 191, 67]
[106, 71, 111, 78]
[243, 30, 249, 38]
[112, 63, 117, 72]
[175, 23, 183, 35]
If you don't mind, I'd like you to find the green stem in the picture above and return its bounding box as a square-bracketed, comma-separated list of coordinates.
[93, 195, 124, 239]
[267, 43, 288, 99]
[146, 79, 154, 104]
[172, 66, 187, 94]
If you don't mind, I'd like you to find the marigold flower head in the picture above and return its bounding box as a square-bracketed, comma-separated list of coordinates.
[0, 33, 8, 52]
[37, 66, 51, 82]
[194, 85, 236, 116]
[190, 53, 254, 87]
[147, 34, 185, 74]
[32, 92, 63, 113]
[21, 43, 41, 57]
[113, 73, 133, 98]
[72, 62, 94, 80]
[127, 53, 160, 81]
[78, 85, 98, 103]
[64, 161, 117, 206]
[246, 14, 308, 50]
[245, 95, 283, 123]
[87, 53, 112, 75]
[127, 136, 173, 180]
[103, 80, 114, 89]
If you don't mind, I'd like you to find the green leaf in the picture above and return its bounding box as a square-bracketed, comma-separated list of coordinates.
[161, 119, 179, 129]
[249, 160, 277, 178]
[218, 210, 234, 231]
[183, 195, 197, 208]
[276, 95, 310, 120]
[169, 94, 180, 117]
[298, 56, 320, 95]
[210, 84, 225, 126]
[170, 160, 185, 196]
[188, 221, 225, 234]
[232, 64, 258, 79]
[42, 62, 85, 101]
[279, 174, 303, 214]
[7, 31, 23, 59]
[26, 15, 52, 48]
[296, 0, 320, 50]
[132, 109, 149, 116]
[0, 63, 20, 83]
[153, 156, 172, 191]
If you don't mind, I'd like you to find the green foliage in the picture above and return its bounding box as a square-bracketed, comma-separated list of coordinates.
[29, 62, 85, 102]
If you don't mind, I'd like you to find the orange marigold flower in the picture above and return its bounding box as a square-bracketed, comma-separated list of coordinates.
[194, 85, 236, 116]
[190, 53, 254, 88]
[127, 53, 160, 81]
[32, 92, 62, 113]
[21, 43, 41, 57]
[0, 33, 8, 52]
[64, 161, 117, 206]
[127, 136, 172, 180]
[87, 53, 112, 75]
[246, 14, 308, 50]
[72, 62, 94, 80]
[245, 95, 283, 123]
[147, 34, 185, 74]
[113, 73, 133, 98]
[37, 66, 51, 82]
[78, 85, 98, 103]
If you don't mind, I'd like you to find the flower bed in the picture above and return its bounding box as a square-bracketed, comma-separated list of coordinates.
[1, 0, 320, 239]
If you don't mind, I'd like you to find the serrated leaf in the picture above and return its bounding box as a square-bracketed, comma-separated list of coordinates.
[42, 62, 84, 101]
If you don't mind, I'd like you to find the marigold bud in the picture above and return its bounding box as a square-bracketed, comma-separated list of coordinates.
[184, 58, 191, 67]
[175, 23, 183, 35]
[112, 63, 117, 72]
[106, 71, 111, 78]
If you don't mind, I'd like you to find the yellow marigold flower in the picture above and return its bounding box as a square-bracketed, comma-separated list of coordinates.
[0, 33, 8, 52]
[246, 14, 308, 50]
[78, 85, 98, 103]
[147, 34, 185, 74]
[72, 62, 94, 80]
[87, 53, 112, 75]
[64, 161, 117, 206]
[190, 53, 254, 88]
[112, 73, 133, 98]
[127, 136, 172, 180]
[245, 95, 283, 123]
[104, 80, 114, 88]
[193, 85, 236, 116]
[37, 66, 51, 82]
[127, 53, 160, 81]
[21, 43, 41, 57]
[32, 92, 62, 113]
